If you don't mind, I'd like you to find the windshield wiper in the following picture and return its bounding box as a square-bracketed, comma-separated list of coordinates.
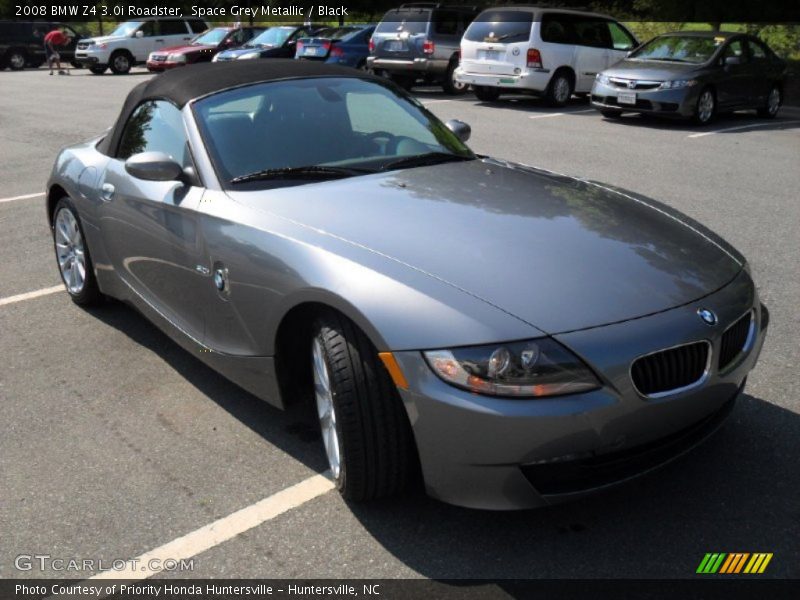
[230, 165, 372, 185]
[379, 152, 473, 172]
[645, 57, 691, 63]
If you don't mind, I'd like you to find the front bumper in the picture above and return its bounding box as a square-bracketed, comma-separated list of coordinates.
[146, 60, 185, 72]
[591, 81, 699, 117]
[454, 66, 551, 93]
[366, 56, 448, 76]
[74, 50, 108, 67]
[393, 269, 768, 510]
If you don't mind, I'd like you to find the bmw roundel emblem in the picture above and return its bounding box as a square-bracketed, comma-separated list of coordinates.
[697, 308, 718, 326]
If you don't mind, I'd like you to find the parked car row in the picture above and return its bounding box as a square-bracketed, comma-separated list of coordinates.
[0, 20, 84, 69]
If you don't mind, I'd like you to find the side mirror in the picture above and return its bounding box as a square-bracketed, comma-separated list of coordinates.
[135, 30, 144, 38]
[446, 119, 471, 143]
[724, 55, 741, 66]
[125, 152, 184, 182]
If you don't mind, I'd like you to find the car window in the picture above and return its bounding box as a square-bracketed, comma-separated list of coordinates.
[375, 10, 430, 35]
[432, 10, 460, 36]
[748, 39, 768, 61]
[465, 11, 533, 43]
[117, 100, 190, 168]
[607, 22, 636, 51]
[572, 18, 613, 49]
[138, 21, 158, 37]
[723, 40, 746, 62]
[161, 20, 188, 36]
[188, 19, 207, 34]
[194, 77, 472, 187]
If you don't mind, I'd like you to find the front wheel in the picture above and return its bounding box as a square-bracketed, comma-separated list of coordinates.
[311, 312, 416, 501]
[109, 51, 132, 75]
[442, 61, 468, 95]
[601, 109, 623, 119]
[757, 85, 781, 119]
[474, 85, 500, 102]
[545, 71, 573, 107]
[693, 87, 716, 125]
[7, 50, 27, 70]
[89, 65, 107, 75]
[52, 198, 102, 306]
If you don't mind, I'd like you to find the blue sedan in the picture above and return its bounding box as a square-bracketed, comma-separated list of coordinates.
[295, 24, 375, 69]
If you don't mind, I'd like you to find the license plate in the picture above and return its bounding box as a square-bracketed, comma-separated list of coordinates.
[304, 47, 319, 56]
[386, 40, 405, 51]
[477, 49, 501, 61]
[617, 91, 637, 105]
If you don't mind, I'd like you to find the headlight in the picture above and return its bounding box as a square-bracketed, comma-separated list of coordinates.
[423, 338, 600, 398]
[659, 79, 697, 89]
[238, 52, 261, 60]
[167, 54, 187, 63]
[596, 74, 610, 85]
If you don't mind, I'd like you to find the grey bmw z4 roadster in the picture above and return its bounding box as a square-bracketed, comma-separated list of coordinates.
[47, 61, 768, 510]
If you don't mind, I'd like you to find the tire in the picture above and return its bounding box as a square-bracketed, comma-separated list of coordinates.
[71, 60, 83, 69]
[7, 49, 27, 71]
[389, 73, 414, 91]
[757, 85, 781, 119]
[693, 87, 716, 125]
[545, 70, 573, 107]
[109, 51, 132, 75]
[89, 65, 107, 75]
[474, 85, 500, 102]
[601, 109, 623, 119]
[311, 311, 416, 501]
[52, 198, 102, 306]
[442, 60, 468, 95]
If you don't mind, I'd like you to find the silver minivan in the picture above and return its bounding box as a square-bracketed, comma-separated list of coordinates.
[456, 7, 638, 105]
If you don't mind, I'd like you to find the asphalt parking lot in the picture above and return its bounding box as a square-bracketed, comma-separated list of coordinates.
[1, 66, 799, 581]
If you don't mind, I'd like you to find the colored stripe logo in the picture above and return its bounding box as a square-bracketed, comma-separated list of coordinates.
[697, 553, 773, 574]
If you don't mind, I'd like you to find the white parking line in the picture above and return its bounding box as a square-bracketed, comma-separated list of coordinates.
[0, 191, 44, 204]
[0, 285, 62, 307]
[687, 120, 800, 138]
[529, 109, 594, 119]
[89, 473, 334, 581]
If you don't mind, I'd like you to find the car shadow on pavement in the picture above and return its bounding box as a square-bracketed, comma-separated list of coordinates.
[343, 392, 799, 579]
[85, 301, 329, 475]
[598, 110, 800, 133]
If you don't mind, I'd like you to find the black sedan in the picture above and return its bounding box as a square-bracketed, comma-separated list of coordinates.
[592, 31, 787, 124]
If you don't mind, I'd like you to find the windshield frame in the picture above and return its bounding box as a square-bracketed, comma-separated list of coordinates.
[628, 34, 725, 64]
[109, 21, 143, 38]
[191, 76, 475, 191]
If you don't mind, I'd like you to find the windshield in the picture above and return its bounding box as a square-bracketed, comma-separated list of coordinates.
[629, 35, 722, 64]
[193, 28, 228, 46]
[464, 11, 533, 43]
[109, 22, 142, 38]
[249, 26, 295, 47]
[193, 77, 474, 188]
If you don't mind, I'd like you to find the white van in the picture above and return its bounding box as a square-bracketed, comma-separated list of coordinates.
[456, 7, 638, 106]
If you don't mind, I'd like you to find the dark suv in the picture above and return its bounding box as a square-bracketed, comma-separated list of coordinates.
[0, 21, 83, 70]
[367, 3, 481, 94]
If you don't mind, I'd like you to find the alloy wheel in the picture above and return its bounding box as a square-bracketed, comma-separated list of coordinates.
[9, 52, 25, 69]
[768, 87, 781, 116]
[697, 90, 715, 123]
[54, 208, 86, 294]
[312, 337, 341, 479]
[553, 76, 570, 104]
[113, 54, 130, 73]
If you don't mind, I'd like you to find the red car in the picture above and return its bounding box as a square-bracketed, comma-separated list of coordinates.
[146, 26, 265, 72]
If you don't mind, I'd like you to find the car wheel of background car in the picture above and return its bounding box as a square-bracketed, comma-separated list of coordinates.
[52, 198, 102, 306]
[389, 73, 415, 91]
[442, 60, 468, 95]
[71, 61, 83, 69]
[89, 66, 107, 75]
[545, 70, 574, 107]
[693, 87, 716, 125]
[311, 311, 416, 501]
[109, 51, 132, 75]
[474, 86, 500, 102]
[7, 50, 27, 70]
[757, 85, 781, 119]
[601, 109, 623, 119]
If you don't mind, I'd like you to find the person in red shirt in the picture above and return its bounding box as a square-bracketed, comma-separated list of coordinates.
[44, 28, 72, 75]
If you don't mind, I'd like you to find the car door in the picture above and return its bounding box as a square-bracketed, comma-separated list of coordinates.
[157, 19, 193, 51]
[98, 100, 207, 343]
[570, 16, 612, 92]
[716, 38, 750, 109]
[745, 38, 773, 107]
[605, 20, 637, 67]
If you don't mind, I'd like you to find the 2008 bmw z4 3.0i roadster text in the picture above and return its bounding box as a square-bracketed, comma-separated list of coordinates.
[47, 60, 768, 510]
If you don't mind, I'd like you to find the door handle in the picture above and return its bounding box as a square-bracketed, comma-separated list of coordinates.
[155, 38, 165, 43]
[100, 183, 115, 201]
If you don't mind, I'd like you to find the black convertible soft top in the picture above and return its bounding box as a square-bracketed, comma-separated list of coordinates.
[98, 60, 378, 156]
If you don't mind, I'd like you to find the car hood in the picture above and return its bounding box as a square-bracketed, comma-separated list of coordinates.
[228, 159, 743, 334]
[603, 59, 704, 80]
[153, 43, 212, 56]
[219, 45, 273, 58]
[81, 35, 126, 45]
